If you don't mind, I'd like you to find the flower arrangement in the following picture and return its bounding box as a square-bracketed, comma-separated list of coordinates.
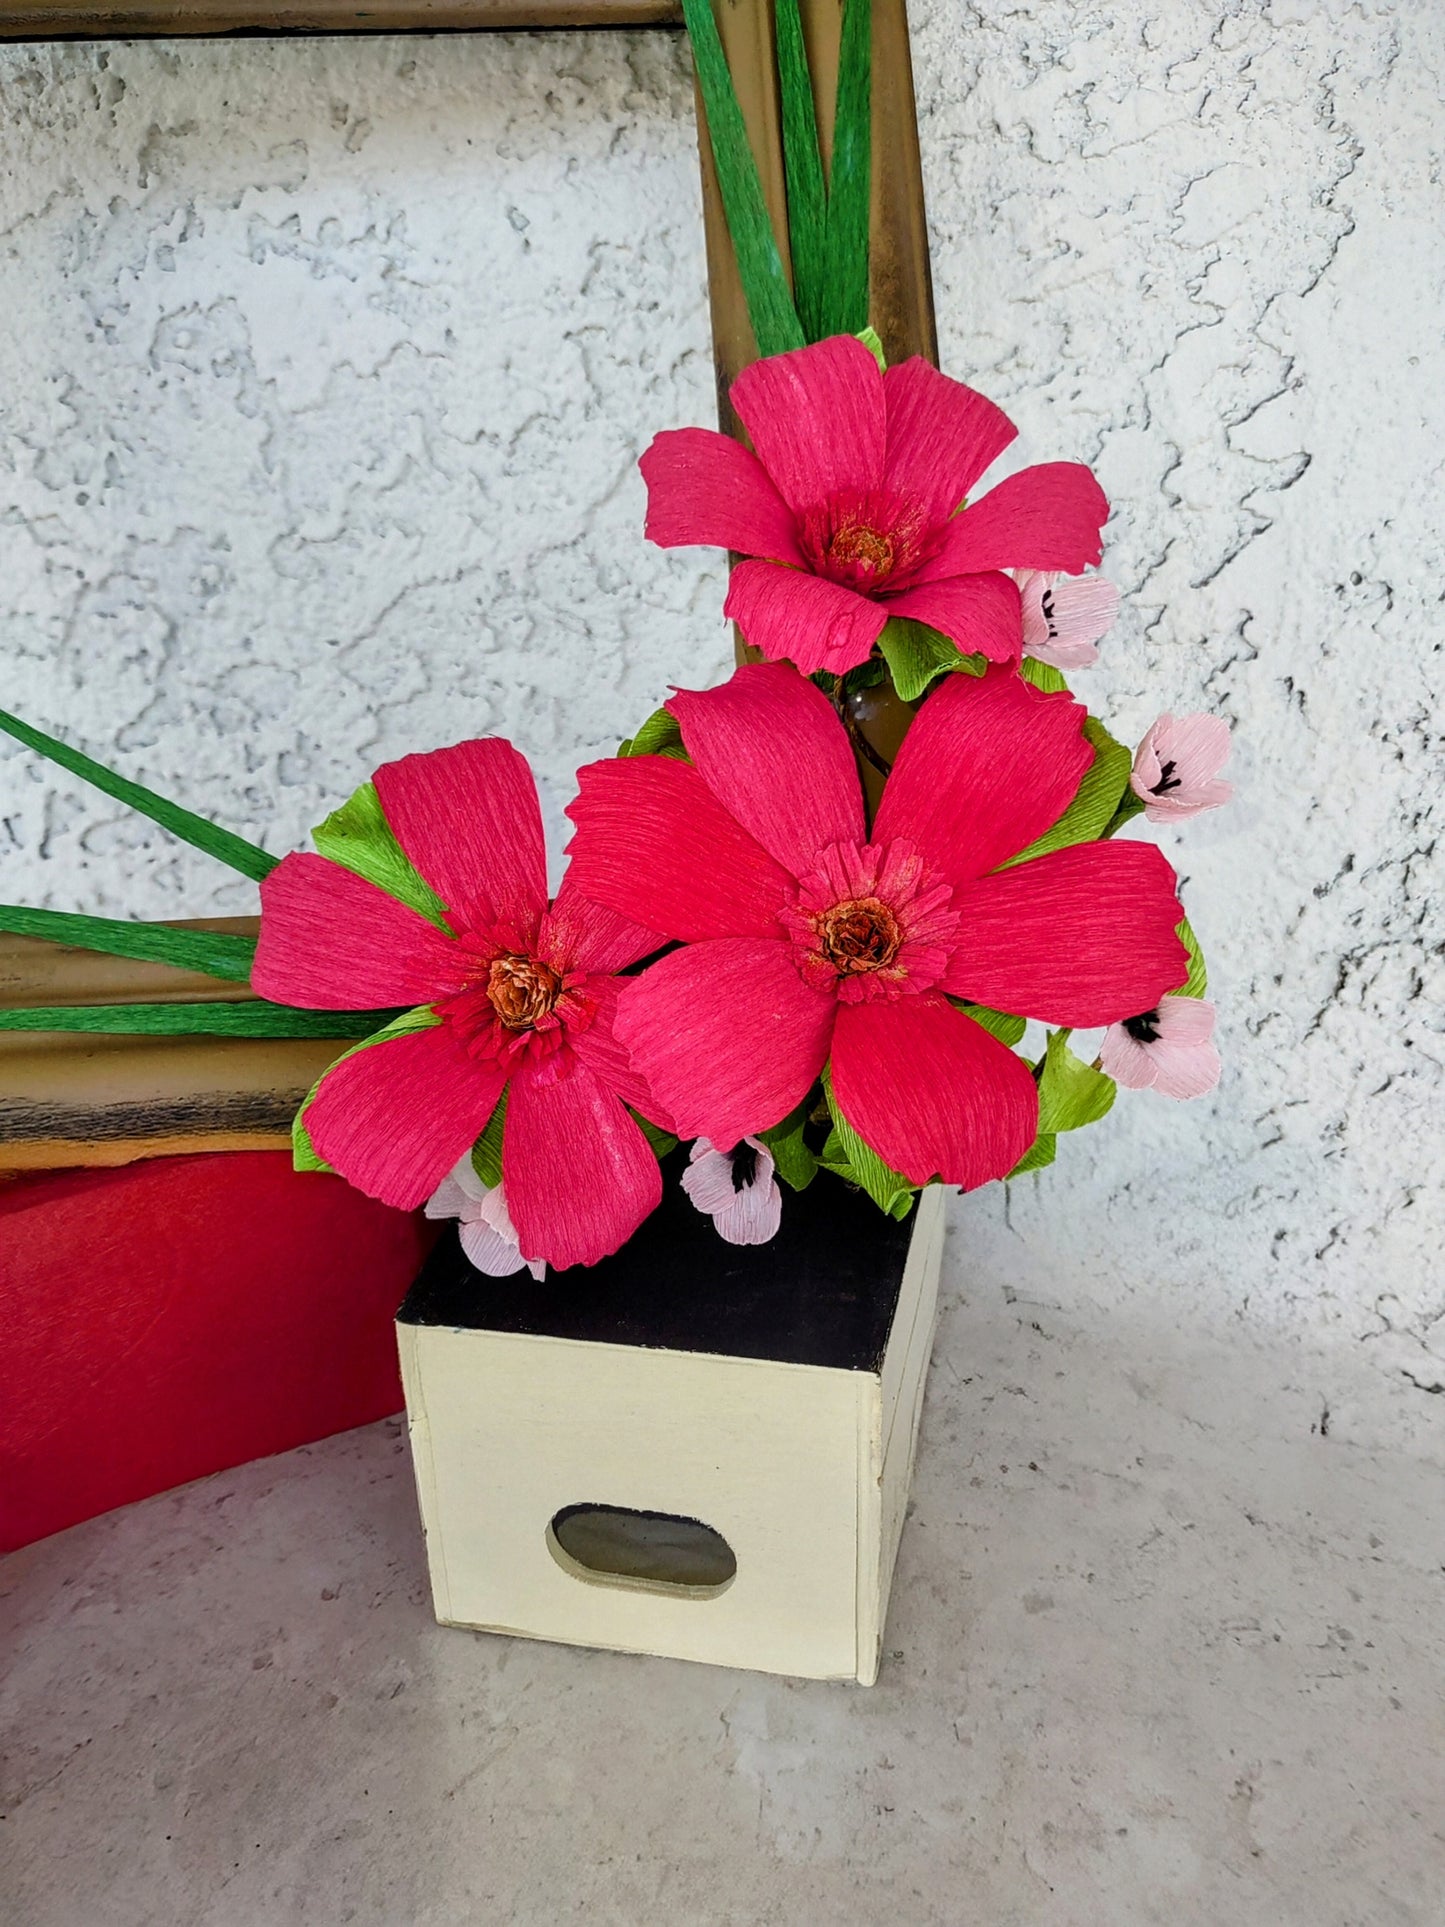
[0, 0, 1232, 1286]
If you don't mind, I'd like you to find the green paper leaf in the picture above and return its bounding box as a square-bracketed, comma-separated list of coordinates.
[1008, 1132, 1057, 1177]
[818, 0, 872, 337]
[1036, 1028, 1116, 1134]
[1007, 716, 1133, 867]
[619, 706, 689, 761]
[0, 902, 256, 983]
[0, 706, 278, 883]
[0, 1001, 401, 1039]
[1178, 916, 1208, 998]
[959, 1003, 1026, 1048]
[819, 1066, 917, 1217]
[293, 1005, 441, 1175]
[761, 1101, 818, 1191]
[681, 0, 806, 359]
[774, 0, 828, 342]
[856, 325, 886, 372]
[876, 618, 985, 703]
[312, 781, 451, 932]
[1020, 657, 1069, 695]
[472, 1086, 509, 1189]
[1104, 788, 1147, 834]
[631, 1107, 679, 1164]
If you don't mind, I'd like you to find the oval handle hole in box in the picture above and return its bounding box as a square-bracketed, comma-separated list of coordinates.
[546, 1503, 737, 1599]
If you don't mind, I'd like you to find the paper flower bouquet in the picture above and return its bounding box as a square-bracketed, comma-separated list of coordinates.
[0, 5, 1231, 1288]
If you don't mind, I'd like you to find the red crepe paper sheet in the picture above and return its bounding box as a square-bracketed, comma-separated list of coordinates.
[0, 1151, 437, 1553]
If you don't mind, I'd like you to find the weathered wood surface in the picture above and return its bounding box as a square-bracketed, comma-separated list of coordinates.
[0, 0, 681, 40]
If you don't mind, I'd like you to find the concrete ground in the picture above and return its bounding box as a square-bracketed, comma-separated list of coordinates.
[4, 1213, 1443, 1927]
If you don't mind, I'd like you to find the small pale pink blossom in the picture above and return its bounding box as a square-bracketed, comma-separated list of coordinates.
[1100, 996, 1220, 1100]
[426, 1156, 546, 1280]
[680, 1136, 783, 1247]
[1017, 570, 1118, 670]
[1130, 712, 1233, 821]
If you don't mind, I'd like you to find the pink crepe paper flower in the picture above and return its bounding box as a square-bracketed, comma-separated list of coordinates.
[680, 1137, 783, 1247]
[1100, 996, 1221, 1100]
[252, 737, 669, 1270]
[1017, 569, 1118, 670]
[1130, 713, 1233, 821]
[426, 1156, 545, 1281]
[565, 662, 1190, 1190]
[640, 334, 1109, 677]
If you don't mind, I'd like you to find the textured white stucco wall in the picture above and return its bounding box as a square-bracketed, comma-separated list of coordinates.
[1, 5, 1441, 1422]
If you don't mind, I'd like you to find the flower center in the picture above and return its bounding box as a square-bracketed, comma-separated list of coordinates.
[813, 895, 903, 976]
[1149, 758, 1182, 796]
[825, 522, 896, 582]
[1124, 1009, 1162, 1043]
[486, 953, 563, 1029]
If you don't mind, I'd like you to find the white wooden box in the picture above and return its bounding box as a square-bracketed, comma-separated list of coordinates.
[396, 1175, 945, 1683]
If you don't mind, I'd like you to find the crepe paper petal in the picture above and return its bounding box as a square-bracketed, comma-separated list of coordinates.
[1035, 1029, 1116, 1134]
[459, 1214, 535, 1280]
[679, 0, 806, 359]
[1130, 712, 1234, 821]
[425, 1154, 486, 1220]
[760, 1101, 818, 1190]
[681, 1136, 783, 1246]
[873, 667, 1093, 891]
[253, 852, 467, 1011]
[640, 428, 804, 565]
[942, 841, 1188, 1028]
[614, 936, 836, 1147]
[725, 558, 889, 674]
[0, 1001, 396, 1038]
[0, 704, 278, 883]
[1101, 995, 1221, 1100]
[875, 620, 985, 704]
[923, 463, 1109, 579]
[292, 1007, 441, 1175]
[884, 569, 1023, 664]
[729, 335, 887, 517]
[1018, 570, 1118, 670]
[374, 738, 547, 937]
[312, 779, 451, 933]
[565, 754, 794, 942]
[504, 1054, 662, 1270]
[0, 901, 256, 983]
[567, 978, 676, 1131]
[540, 879, 663, 977]
[666, 663, 864, 878]
[1004, 717, 1133, 868]
[425, 1155, 544, 1280]
[881, 358, 1017, 527]
[829, 992, 1038, 1190]
[304, 1017, 509, 1212]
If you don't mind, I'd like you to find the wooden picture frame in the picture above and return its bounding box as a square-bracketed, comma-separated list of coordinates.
[0, 0, 938, 1171]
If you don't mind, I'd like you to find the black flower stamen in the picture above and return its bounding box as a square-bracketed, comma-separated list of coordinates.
[1150, 758, 1182, 795]
[1040, 587, 1058, 639]
[728, 1141, 760, 1192]
[1123, 1009, 1162, 1043]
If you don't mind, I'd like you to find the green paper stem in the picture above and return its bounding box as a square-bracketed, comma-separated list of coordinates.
[819, 0, 873, 337]
[0, 1001, 400, 1039]
[774, 0, 828, 341]
[0, 901, 256, 983]
[0, 706, 278, 884]
[681, 0, 806, 359]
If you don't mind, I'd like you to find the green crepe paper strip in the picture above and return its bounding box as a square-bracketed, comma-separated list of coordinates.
[471, 1085, 508, 1189]
[876, 618, 986, 703]
[618, 706, 689, 760]
[0, 901, 256, 983]
[294, 1006, 441, 1175]
[312, 780, 451, 933]
[1177, 917, 1208, 998]
[681, 0, 806, 359]
[1008, 1133, 1056, 1177]
[631, 1109, 680, 1163]
[1006, 717, 1132, 868]
[818, 0, 872, 338]
[0, 1001, 400, 1039]
[819, 1065, 916, 1218]
[959, 1002, 1026, 1048]
[760, 1100, 818, 1191]
[0, 706, 278, 883]
[774, 0, 828, 343]
[1035, 1028, 1116, 1134]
